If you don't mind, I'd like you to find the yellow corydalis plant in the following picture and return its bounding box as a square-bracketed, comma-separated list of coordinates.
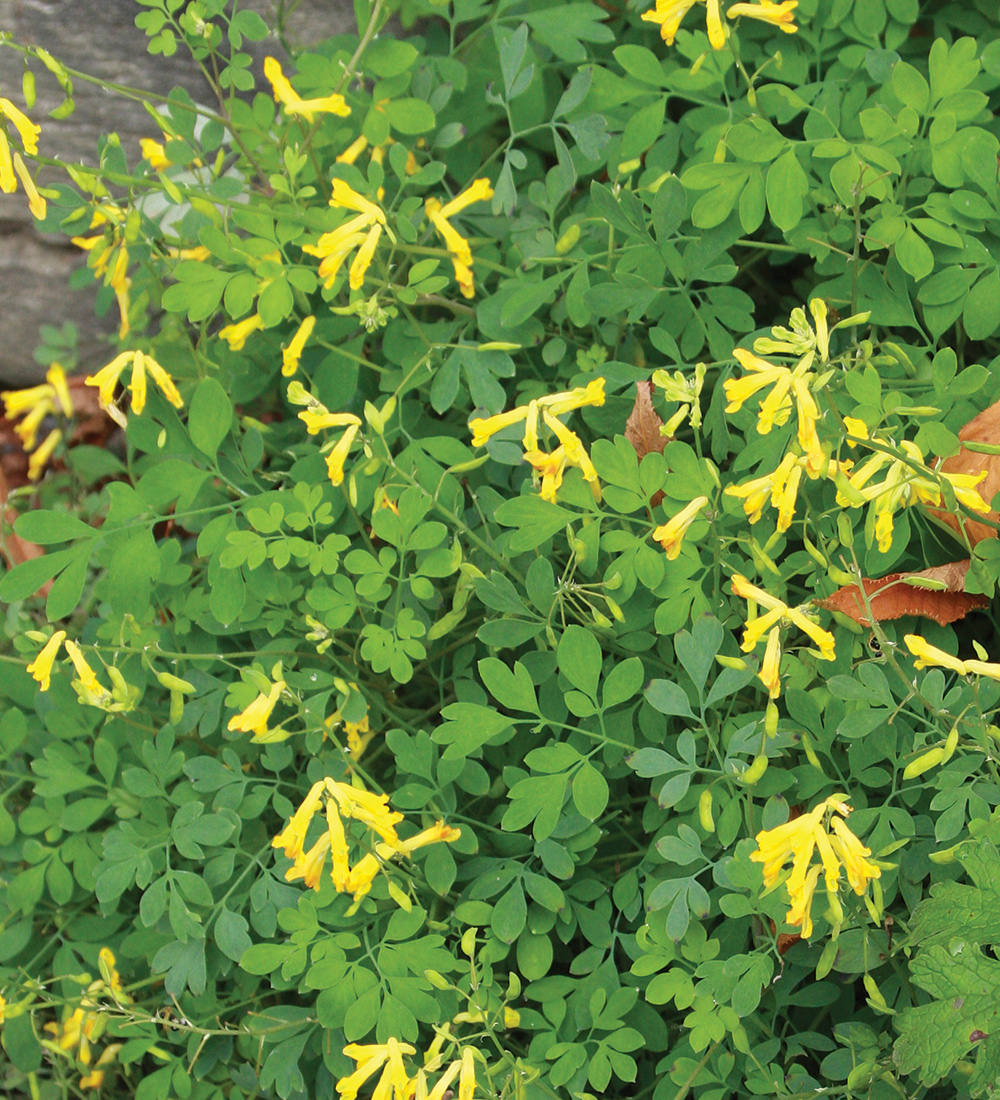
[263, 57, 351, 122]
[905, 635, 1000, 680]
[0, 91, 45, 218]
[750, 795, 880, 938]
[288, 380, 363, 488]
[2, 363, 73, 479]
[730, 574, 835, 698]
[271, 776, 461, 902]
[470, 378, 606, 503]
[425, 178, 494, 298]
[653, 496, 709, 560]
[227, 677, 287, 739]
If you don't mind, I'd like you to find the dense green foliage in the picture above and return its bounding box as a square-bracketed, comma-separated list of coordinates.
[4, 2, 1000, 1099]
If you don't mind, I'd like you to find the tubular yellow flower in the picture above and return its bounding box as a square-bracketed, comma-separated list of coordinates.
[27, 428, 60, 479]
[470, 407, 532, 448]
[264, 57, 351, 122]
[726, 0, 798, 33]
[304, 224, 371, 288]
[330, 178, 386, 224]
[219, 313, 264, 351]
[425, 198, 473, 267]
[524, 446, 568, 502]
[13, 152, 45, 220]
[129, 349, 148, 414]
[286, 831, 331, 890]
[963, 659, 1000, 681]
[828, 816, 880, 894]
[338, 1046, 392, 1100]
[843, 416, 868, 446]
[0, 97, 41, 154]
[641, 0, 698, 45]
[282, 315, 316, 377]
[770, 452, 804, 531]
[427, 1061, 462, 1100]
[326, 422, 361, 487]
[349, 222, 382, 289]
[228, 679, 286, 737]
[327, 800, 350, 891]
[142, 353, 184, 409]
[904, 634, 968, 674]
[653, 495, 709, 560]
[385, 1038, 411, 1100]
[15, 397, 52, 450]
[0, 130, 15, 192]
[544, 412, 601, 499]
[394, 821, 462, 856]
[724, 349, 789, 415]
[272, 779, 326, 860]
[426, 179, 493, 299]
[784, 607, 836, 660]
[458, 1048, 476, 1100]
[785, 863, 822, 937]
[705, 0, 726, 47]
[440, 178, 495, 219]
[27, 630, 66, 691]
[346, 715, 376, 759]
[47, 364, 73, 417]
[64, 640, 103, 696]
[344, 852, 381, 900]
[140, 138, 171, 170]
[337, 135, 369, 165]
[299, 409, 362, 435]
[327, 779, 404, 845]
[759, 626, 781, 699]
[540, 377, 606, 415]
[84, 350, 133, 422]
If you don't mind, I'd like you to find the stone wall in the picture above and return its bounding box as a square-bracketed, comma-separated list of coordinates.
[0, 0, 357, 385]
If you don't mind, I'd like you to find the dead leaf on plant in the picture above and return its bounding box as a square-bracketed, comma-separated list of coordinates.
[625, 381, 667, 460]
[814, 559, 988, 626]
[928, 399, 1000, 547]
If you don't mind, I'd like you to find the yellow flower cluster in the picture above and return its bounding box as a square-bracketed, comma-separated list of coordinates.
[71, 207, 132, 338]
[272, 778, 461, 902]
[642, 0, 798, 50]
[0, 91, 45, 220]
[425, 180, 494, 298]
[84, 349, 184, 429]
[287, 380, 363, 488]
[42, 947, 127, 1090]
[469, 379, 606, 503]
[228, 676, 287, 739]
[750, 795, 881, 938]
[1, 364, 73, 480]
[303, 179, 389, 291]
[905, 635, 1000, 679]
[731, 575, 835, 698]
[338, 1039, 477, 1100]
[835, 438, 989, 553]
[24, 632, 138, 710]
[264, 57, 351, 122]
[726, 451, 853, 533]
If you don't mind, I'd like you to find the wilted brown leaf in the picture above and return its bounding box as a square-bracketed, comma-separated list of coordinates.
[814, 559, 988, 626]
[625, 381, 667, 460]
[928, 400, 1000, 546]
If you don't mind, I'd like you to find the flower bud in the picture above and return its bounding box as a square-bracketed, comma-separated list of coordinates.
[698, 790, 714, 832]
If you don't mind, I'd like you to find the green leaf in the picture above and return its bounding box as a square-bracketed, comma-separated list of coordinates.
[188, 378, 233, 457]
[385, 98, 436, 135]
[645, 679, 695, 719]
[613, 45, 667, 86]
[365, 39, 419, 77]
[478, 658, 539, 713]
[432, 702, 513, 760]
[240, 943, 293, 975]
[892, 60, 929, 113]
[215, 907, 252, 962]
[491, 881, 527, 943]
[0, 547, 78, 603]
[765, 151, 809, 232]
[13, 510, 95, 545]
[894, 226, 934, 280]
[572, 763, 609, 820]
[558, 625, 603, 699]
[494, 495, 577, 553]
[964, 271, 1000, 341]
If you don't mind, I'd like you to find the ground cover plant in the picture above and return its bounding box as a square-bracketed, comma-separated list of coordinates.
[4, 0, 1000, 1097]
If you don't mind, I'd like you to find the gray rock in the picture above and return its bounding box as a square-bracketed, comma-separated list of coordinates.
[0, 0, 359, 385]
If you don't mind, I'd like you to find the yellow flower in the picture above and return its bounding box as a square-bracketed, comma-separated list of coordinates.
[393, 821, 462, 856]
[427, 1062, 462, 1100]
[843, 416, 868, 446]
[264, 57, 351, 122]
[828, 816, 881, 894]
[349, 222, 382, 289]
[344, 852, 381, 900]
[272, 780, 326, 861]
[303, 224, 371, 289]
[327, 800, 351, 891]
[524, 446, 568, 502]
[48, 364, 73, 416]
[964, 659, 1000, 681]
[705, 0, 726, 46]
[299, 409, 361, 435]
[27, 630, 66, 691]
[327, 780, 404, 846]
[654, 495, 709, 559]
[345, 715, 376, 760]
[641, 0, 699, 45]
[140, 138, 171, 170]
[759, 626, 781, 699]
[726, 0, 798, 33]
[26, 427, 60, 479]
[285, 831, 332, 890]
[904, 634, 968, 675]
[338, 1047, 391, 1100]
[470, 379, 605, 449]
[337, 135, 369, 165]
[0, 130, 15, 192]
[458, 1049, 476, 1100]
[1, 97, 40, 154]
[13, 152, 45, 220]
[64, 640, 104, 696]
[724, 349, 790, 421]
[142, 353, 184, 409]
[219, 313, 265, 351]
[426, 179, 493, 299]
[326, 423, 361, 487]
[785, 863, 822, 937]
[544, 411, 601, 500]
[227, 679, 286, 737]
[282, 315, 316, 377]
[330, 179, 386, 224]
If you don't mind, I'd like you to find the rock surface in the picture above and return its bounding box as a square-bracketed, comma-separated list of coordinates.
[0, 0, 357, 384]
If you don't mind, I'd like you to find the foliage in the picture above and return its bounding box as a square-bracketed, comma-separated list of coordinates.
[3, 2, 1000, 1099]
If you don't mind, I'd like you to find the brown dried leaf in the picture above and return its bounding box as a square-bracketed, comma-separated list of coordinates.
[928, 400, 1000, 546]
[625, 381, 667, 460]
[814, 559, 988, 626]
[0, 464, 47, 577]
